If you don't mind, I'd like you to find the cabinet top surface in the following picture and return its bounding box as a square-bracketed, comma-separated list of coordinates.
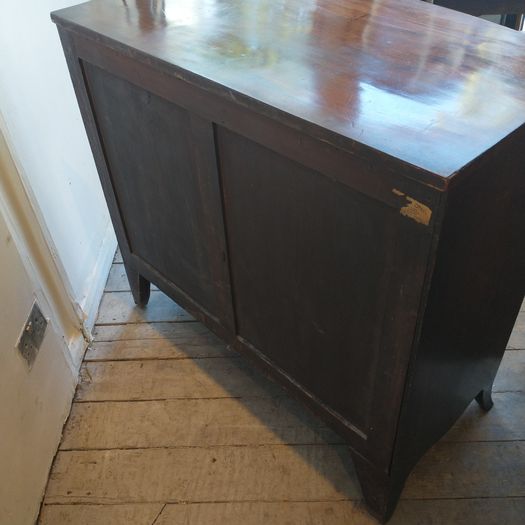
[53, 0, 525, 180]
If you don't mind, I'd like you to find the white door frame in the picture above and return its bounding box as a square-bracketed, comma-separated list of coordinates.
[0, 111, 87, 371]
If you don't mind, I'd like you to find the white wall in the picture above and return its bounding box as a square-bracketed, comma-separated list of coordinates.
[0, 0, 116, 340]
[0, 202, 76, 525]
[0, 2, 118, 522]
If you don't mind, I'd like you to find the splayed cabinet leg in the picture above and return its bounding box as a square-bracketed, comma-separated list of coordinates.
[352, 453, 406, 524]
[124, 261, 150, 306]
[475, 385, 494, 411]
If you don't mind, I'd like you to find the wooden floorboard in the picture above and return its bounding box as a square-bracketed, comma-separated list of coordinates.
[44, 445, 362, 504]
[493, 349, 525, 392]
[156, 498, 525, 525]
[76, 348, 525, 402]
[403, 441, 525, 498]
[105, 263, 132, 292]
[159, 499, 525, 525]
[40, 261, 525, 524]
[59, 391, 525, 452]
[44, 440, 525, 504]
[507, 312, 525, 349]
[39, 504, 163, 525]
[85, 338, 233, 362]
[92, 321, 220, 343]
[444, 392, 525, 442]
[113, 248, 123, 264]
[96, 291, 194, 325]
[60, 397, 342, 450]
[106, 263, 158, 292]
[38, 498, 525, 525]
[75, 357, 286, 402]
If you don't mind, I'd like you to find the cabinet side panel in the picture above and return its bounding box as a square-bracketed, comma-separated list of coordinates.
[393, 125, 525, 478]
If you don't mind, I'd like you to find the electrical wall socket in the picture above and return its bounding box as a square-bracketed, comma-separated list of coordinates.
[17, 302, 47, 368]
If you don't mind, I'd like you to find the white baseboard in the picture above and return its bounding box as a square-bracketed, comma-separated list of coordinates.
[79, 221, 117, 337]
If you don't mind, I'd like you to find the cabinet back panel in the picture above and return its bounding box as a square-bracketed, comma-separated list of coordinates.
[217, 127, 397, 434]
[83, 63, 220, 318]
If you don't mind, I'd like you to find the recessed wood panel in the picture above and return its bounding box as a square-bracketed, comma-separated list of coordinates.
[83, 63, 226, 322]
[217, 127, 398, 435]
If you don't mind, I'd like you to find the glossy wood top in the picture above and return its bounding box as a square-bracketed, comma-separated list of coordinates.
[52, 0, 525, 179]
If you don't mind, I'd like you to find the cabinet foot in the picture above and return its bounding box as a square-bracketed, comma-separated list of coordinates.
[475, 386, 494, 411]
[124, 263, 151, 306]
[352, 454, 405, 523]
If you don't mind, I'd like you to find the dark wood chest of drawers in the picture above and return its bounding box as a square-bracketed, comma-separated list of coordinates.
[53, 0, 525, 521]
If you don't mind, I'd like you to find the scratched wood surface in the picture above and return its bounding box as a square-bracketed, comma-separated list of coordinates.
[39, 254, 525, 524]
[51, 0, 525, 179]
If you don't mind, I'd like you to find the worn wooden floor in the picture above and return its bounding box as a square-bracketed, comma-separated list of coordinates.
[39, 251, 525, 524]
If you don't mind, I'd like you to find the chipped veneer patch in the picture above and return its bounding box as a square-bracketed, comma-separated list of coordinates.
[392, 189, 432, 226]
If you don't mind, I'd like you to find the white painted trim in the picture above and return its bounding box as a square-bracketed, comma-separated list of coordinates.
[0, 110, 117, 363]
[0, 124, 83, 524]
[0, 114, 86, 370]
[0, 112, 116, 372]
[82, 221, 117, 331]
[67, 219, 116, 368]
